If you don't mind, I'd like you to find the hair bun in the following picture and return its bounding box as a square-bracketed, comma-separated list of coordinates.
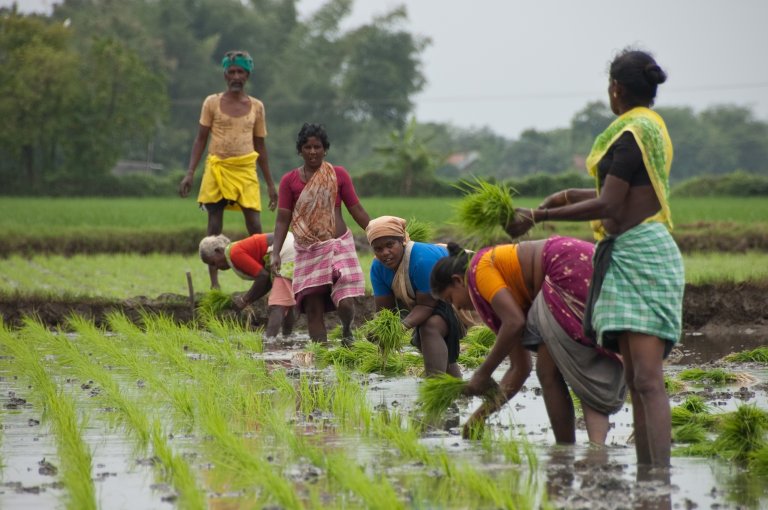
[644, 63, 667, 85]
[446, 241, 464, 257]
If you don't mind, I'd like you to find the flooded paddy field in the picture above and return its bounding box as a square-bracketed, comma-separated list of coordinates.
[1, 316, 766, 509]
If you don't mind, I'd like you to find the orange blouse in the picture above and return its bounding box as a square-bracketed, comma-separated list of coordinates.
[473, 244, 532, 312]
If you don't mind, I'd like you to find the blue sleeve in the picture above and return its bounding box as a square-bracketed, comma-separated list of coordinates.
[409, 243, 448, 294]
[370, 259, 395, 297]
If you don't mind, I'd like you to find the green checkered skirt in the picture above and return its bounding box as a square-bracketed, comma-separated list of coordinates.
[589, 222, 684, 353]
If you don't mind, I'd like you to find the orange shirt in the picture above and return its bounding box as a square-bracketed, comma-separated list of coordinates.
[473, 244, 532, 312]
[228, 234, 269, 279]
[199, 94, 267, 159]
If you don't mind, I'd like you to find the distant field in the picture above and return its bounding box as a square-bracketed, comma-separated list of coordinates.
[1, 196, 767, 235]
[2, 251, 767, 299]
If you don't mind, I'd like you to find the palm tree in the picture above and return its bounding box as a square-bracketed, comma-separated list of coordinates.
[374, 118, 440, 196]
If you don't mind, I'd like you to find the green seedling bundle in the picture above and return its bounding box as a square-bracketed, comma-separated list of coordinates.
[456, 177, 517, 231]
[358, 308, 410, 362]
[724, 346, 768, 363]
[405, 217, 434, 243]
[417, 374, 469, 421]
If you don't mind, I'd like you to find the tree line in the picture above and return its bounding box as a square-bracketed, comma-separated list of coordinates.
[1, 0, 767, 197]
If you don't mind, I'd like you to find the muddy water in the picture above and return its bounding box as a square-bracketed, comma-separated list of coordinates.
[1, 330, 767, 509]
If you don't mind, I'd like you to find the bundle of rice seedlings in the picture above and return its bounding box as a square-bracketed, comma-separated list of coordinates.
[418, 374, 467, 421]
[406, 217, 434, 243]
[457, 353, 484, 368]
[464, 326, 496, 348]
[713, 404, 768, 463]
[678, 368, 740, 385]
[672, 422, 708, 444]
[673, 442, 717, 458]
[664, 375, 685, 394]
[679, 394, 711, 414]
[749, 445, 768, 476]
[312, 339, 414, 376]
[358, 309, 409, 362]
[328, 324, 363, 343]
[455, 177, 517, 232]
[197, 290, 233, 315]
[724, 346, 768, 363]
[671, 406, 720, 431]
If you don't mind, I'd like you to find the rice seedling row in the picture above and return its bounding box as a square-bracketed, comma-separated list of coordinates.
[22, 319, 206, 509]
[0, 323, 97, 510]
[2, 312, 764, 508]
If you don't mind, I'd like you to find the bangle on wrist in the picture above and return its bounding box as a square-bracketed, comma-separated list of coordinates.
[543, 208, 549, 221]
[563, 190, 570, 204]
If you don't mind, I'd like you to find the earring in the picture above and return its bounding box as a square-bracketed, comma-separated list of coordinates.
[613, 92, 618, 99]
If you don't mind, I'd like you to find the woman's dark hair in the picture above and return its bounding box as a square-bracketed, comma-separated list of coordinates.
[430, 242, 471, 295]
[296, 123, 330, 153]
[610, 49, 667, 107]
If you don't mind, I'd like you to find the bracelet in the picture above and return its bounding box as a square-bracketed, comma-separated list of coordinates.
[527, 208, 536, 226]
[543, 208, 549, 221]
[563, 190, 570, 204]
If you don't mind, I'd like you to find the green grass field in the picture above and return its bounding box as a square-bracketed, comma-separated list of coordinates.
[2, 196, 767, 235]
[1, 196, 766, 295]
[2, 251, 767, 299]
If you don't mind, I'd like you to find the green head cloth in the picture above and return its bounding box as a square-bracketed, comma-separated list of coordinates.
[221, 51, 253, 74]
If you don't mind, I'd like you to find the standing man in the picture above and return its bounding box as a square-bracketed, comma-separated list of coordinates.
[179, 50, 278, 289]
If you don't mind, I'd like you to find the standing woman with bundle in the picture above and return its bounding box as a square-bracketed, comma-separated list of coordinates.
[505, 49, 684, 467]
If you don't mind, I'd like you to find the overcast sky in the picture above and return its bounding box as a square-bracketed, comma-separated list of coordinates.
[9, 0, 768, 139]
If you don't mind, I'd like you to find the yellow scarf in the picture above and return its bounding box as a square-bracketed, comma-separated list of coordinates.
[585, 107, 673, 239]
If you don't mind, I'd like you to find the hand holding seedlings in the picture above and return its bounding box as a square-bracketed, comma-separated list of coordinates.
[503, 208, 537, 238]
[463, 371, 500, 397]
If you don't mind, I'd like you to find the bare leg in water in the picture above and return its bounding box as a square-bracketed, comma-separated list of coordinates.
[418, 315, 461, 377]
[618, 332, 671, 467]
[304, 294, 327, 342]
[536, 345, 576, 444]
[336, 297, 355, 344]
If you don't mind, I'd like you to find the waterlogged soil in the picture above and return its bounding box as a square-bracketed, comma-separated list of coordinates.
[3, 328, 765, 509]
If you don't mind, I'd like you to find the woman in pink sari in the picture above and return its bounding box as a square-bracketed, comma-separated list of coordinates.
[270, 123, 370, 342]
[431, 238, 626, 442]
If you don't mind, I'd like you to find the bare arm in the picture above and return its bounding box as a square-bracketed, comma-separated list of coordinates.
[539, 188, 597, 208]
[401, 292, 438, 329]
[504, 177, 629, 237]
[235, 270, 272, 308]
[179, 124, 210, 197]
[253, 136, 277, 210]
[347, 202, 370, 230]
[465, 289, 530, 395]
[269, 208, 292, 274]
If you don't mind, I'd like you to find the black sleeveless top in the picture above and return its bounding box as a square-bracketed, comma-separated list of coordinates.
[597, 131, 651, 188]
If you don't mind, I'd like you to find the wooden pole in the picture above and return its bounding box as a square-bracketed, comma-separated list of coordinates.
[185, 271, 195, 321]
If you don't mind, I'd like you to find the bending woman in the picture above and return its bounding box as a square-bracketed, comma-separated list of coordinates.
[367, 216, 464, 377]
[504, 49, 684, 467]
[430, 239, 626, 443]
[270, 123, 370, 342]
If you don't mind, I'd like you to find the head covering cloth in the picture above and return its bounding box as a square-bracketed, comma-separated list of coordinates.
[365, 215, 410, 245]
[221, 51, 253, 74]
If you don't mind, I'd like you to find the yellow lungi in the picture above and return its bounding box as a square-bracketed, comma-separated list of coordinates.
[197, 151, 261, 211]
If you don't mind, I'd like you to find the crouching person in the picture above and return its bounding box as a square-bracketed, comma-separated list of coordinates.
[366, 216, 464, 377]
[199, 232, 296, 339]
